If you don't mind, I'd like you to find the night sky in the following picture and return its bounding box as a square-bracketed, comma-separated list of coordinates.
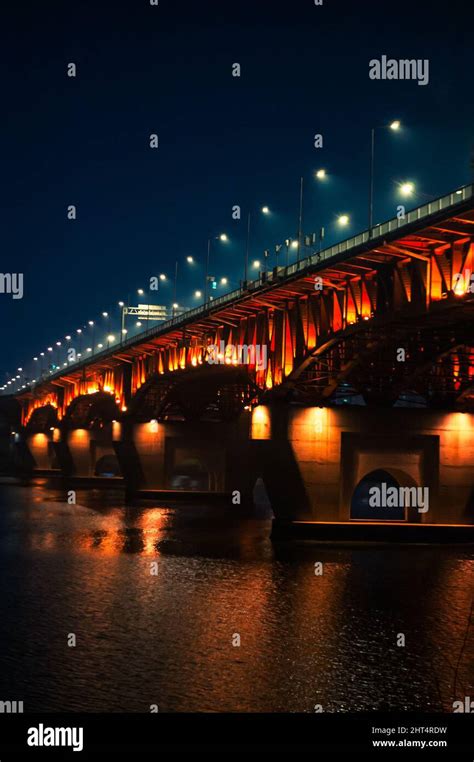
[2, 0, 473, 390]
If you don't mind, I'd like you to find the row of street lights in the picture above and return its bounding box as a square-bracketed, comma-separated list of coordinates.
[2, 119, 418, 394]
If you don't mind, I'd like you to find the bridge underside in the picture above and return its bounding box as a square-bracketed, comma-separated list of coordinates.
[285, 302, 474, 408]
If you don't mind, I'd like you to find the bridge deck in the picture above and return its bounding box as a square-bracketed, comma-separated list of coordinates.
[17, 183, 474, 397]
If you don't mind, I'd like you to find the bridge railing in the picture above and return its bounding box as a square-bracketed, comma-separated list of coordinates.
[23, 182, 473, 392]
[287, 184, 473, 272]
[105, 182, 474, 352]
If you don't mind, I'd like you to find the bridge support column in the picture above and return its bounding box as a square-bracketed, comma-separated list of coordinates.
[20, 429, 59, 474]
[63, 424, 120, 478]
[253, 406, 474, 537]
[123, 414, 269, 513]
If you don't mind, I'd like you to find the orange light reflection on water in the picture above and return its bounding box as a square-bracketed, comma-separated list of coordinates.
[28, 505, 166, 558]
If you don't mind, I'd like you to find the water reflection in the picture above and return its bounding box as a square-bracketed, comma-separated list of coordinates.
[0, 482, 472, 713]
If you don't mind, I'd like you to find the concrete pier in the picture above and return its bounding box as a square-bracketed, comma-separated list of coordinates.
[13, 403, 474, 538]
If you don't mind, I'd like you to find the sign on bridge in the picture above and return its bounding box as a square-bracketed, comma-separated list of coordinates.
[124, 305, 168, 320]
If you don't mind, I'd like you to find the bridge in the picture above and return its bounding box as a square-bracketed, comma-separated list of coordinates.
[8, 184, 474, 538]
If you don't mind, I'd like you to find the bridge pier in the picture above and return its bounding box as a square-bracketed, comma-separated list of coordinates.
[12, 401, 474, 539]
[116, 414, 262, 512]
[18, 423, 122, 481]
[248, 405, 474, 537]
[61, 424, 120, 478]
[24, 431, 57, 473]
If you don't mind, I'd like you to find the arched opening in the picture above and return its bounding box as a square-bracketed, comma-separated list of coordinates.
[351, 468, 408, 521]
[130, 368, 260, 423]
[94, 454, 121, 478]
[65, 392, 120, 429]
[26, 404, 58, 433]
[169, 456, 211, 491]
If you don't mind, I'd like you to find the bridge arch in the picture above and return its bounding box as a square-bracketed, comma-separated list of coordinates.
[64, 391, 121, 429]
[94, 453, 121, 477]
[351, 468, 422, 522]
[284, 310, 474, 409]
[130, 366, 261, 422]
[25, 403, 59, 433]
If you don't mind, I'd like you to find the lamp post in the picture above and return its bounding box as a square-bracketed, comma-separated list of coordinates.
[297, 176, 304, 263]
[369, 120, 401, 235]
[64, 335, 72, 365]
[245, 212, 251, 283]
[173, 260, 178, 313]
[117, 303, 125, 344]
[244, 206, 270, 284]
[88, 321, 95, 355]
[205, 234, 228, 305]
[102, 312, 110, 347]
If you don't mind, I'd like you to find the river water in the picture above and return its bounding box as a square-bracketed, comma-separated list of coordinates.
[0, 481, 472, 713]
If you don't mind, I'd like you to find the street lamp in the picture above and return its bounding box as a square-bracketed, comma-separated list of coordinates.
[369, 119, 402, 233]
[338, 214, 350, 227]
[116, 303, 126, 342]
[295, 168, 329, 261]
[205, 234, 228, 304]
[102, 312, 110, 343]
[400, 181, 415, 197]
[244, 208, 270, 283]
[87, 321, 95, 355]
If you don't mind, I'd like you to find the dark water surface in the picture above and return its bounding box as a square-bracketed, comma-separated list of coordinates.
[0, 481, 472, 713]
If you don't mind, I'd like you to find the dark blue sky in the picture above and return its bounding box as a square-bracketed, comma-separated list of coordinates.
[2, 0, 473, 389]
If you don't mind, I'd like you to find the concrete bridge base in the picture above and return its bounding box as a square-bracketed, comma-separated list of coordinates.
[249, 406, 473, 527]
[15, 405, 474, 537]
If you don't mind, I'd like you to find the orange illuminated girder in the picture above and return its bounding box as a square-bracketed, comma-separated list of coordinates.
[19, 233, 474, 423]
